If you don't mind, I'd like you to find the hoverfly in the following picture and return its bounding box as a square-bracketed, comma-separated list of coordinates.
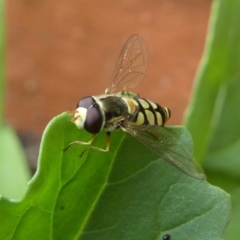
[64, 34, 205, 180]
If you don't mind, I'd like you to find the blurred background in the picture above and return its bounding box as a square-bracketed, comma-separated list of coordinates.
[5, 0, 211, 170]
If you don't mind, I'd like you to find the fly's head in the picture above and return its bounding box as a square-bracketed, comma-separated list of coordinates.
[70, 96, 104, 134]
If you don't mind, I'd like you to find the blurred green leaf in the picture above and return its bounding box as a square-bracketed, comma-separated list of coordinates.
[185, 0, 240, 162]
[0, 125, 30, 199]
[0, 113, 230, 240]
[184, 0, 240, 239]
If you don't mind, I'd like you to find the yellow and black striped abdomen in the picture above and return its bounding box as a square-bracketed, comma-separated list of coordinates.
[127, 97, 171, 126]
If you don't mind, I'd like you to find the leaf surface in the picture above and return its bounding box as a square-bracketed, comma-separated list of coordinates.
[1, 113, 230, 240]
[184, 0, 240, 239]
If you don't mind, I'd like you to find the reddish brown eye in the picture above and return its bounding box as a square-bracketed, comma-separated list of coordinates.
[77, 96, 95, 109]
[84, 106, 103, 134]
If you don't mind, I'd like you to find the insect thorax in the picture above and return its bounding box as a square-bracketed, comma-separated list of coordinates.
[98, 95, 129, 131]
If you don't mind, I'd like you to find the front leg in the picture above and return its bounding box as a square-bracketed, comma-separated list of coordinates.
[63, 132, 111, 157]
[63, 134, 97, 151]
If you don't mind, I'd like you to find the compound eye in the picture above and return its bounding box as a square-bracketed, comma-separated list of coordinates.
[77, 96, 95, 109]
[84, 106, 103, 134]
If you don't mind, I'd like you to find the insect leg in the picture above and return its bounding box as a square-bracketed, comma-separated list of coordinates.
[64, 132, 111, 157]
[63, 134, 97, 151]
[80, 132, 111, 157]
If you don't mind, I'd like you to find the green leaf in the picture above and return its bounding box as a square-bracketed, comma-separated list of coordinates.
[0, 124, 31, 199]
[1, 113, 230, 240]
[185, 0, 240, 162]
[184, 0, 240, 239]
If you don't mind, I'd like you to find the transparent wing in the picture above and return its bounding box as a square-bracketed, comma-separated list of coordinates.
[122, 124, 206, 180]
[105, 35, 148, 94]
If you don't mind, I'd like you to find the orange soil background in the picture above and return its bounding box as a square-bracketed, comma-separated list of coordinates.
[5, 0, 211, 168]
